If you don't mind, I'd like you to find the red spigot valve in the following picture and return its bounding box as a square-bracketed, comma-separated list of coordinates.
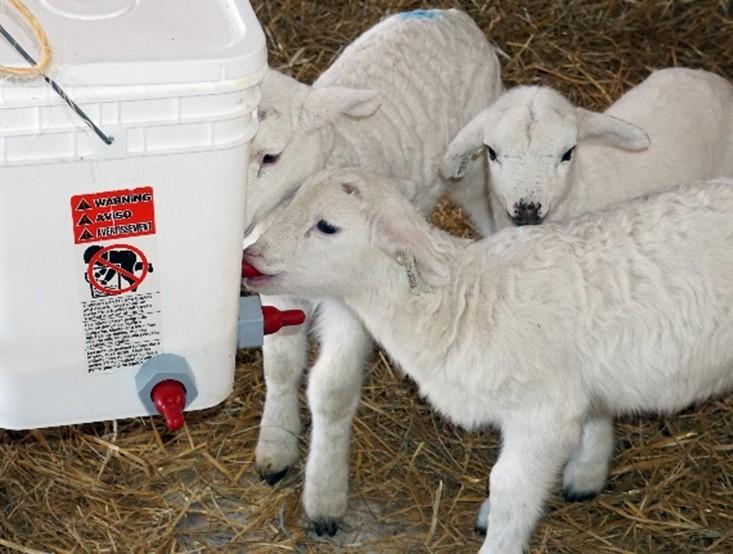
[262, 305, 306, 335]
[151, 379, 187, 431]
[242, 259, 263, 278]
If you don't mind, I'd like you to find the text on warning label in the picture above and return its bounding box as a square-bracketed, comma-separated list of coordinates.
[71, 186, 157, 244]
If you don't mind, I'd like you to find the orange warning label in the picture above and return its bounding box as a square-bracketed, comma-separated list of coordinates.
[71, 187, 156, 244]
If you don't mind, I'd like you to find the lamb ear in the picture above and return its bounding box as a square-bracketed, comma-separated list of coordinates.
[260, 69, 309, 115]
[373, 203, 450, 289]
[301, 86, 382, 132]
[576, 108, 650, 151]
[441, 107, 496, 179]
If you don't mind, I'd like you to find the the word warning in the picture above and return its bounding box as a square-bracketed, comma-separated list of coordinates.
[70, 186, 161, 374]
[71, 187, 156, 244]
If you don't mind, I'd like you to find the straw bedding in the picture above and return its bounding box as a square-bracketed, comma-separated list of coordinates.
[1, 1, 732, 552]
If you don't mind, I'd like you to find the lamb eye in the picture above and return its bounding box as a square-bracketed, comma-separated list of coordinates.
[262, 152, 281, 165]
[316, 219, 339, 235]
[487, 146, 497, 161]
[561, 146, 576, 162]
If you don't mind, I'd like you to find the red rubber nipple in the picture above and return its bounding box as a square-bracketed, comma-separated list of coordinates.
[262, 306, 306, 335]
[151, 379, 187, 431]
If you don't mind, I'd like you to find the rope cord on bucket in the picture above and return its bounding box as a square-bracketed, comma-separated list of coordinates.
[0, 0, 114, 145]
[0, 0, 49, 76]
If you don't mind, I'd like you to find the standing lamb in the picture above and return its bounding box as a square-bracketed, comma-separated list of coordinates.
[244, 167, 733, 554]
[439, 66, 733, 525]
[245, 9, 503, 534]
[442, 67, 733, 228]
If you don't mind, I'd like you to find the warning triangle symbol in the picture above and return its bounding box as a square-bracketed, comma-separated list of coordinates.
[77, 214, 93, 226]
[76, 198, 92, 211]
[78, 228, 94, 241]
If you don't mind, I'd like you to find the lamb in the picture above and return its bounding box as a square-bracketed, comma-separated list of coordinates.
[245, 9, 503, 534]
[442, 67, 733, 228]
[243, 167, 733, 554]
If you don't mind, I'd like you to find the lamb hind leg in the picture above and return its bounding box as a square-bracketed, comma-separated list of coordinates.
[562, 413, 615, 501]
[476, 414, 607, 538]
[255, 294, 313, 484]
[474, 495, 491, 536]
[304, 298, 372, 536]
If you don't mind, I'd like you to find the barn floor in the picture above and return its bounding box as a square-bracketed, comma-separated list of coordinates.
[2, 1, 733, 553]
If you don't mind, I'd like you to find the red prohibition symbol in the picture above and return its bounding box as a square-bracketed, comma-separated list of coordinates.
[86, 243, 150, 296]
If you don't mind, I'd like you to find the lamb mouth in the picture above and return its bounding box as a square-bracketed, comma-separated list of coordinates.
[244, 274, 280, 292]
[242, 259, 280, 290]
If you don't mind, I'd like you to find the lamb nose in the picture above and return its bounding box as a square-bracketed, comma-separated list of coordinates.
[511, 201, 543, 226]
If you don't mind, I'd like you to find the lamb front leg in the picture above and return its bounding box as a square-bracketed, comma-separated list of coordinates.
[304, 298, 372, 536]
[478, 414, 583, 554]
[255, 294, 313, 484]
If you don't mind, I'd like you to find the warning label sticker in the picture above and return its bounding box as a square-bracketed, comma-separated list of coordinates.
[84, 243, 153, 298]
[72, 186, 162, 374]
[71, 187, 156, 244]
[82, 291, 161, 374]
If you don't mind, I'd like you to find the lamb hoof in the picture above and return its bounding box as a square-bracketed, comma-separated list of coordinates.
[474, 523, 487, 536]
[563, 487, 599, 503]
[313, 518, 339, 537]
[260, 468, 289, 486]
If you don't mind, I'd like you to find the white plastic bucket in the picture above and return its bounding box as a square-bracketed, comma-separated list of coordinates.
[0, 0, 267, 428]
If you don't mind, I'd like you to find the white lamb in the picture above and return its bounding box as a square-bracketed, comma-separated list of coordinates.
[442, 67, 733, 228]
[244, 167, 733, 554]
[245, 9, 503, 534]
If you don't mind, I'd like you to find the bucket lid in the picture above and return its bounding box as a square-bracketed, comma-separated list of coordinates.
[0, 0, 267, 86]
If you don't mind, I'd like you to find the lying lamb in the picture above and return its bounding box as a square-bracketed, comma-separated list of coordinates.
[443, 67, 733, 228]
[245, 9, 503, 535]
[244, 167, 733, 554]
